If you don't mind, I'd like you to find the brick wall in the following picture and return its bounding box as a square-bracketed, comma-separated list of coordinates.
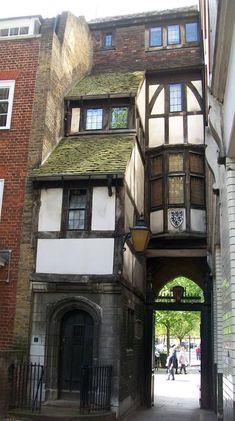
[90, 24, 202, 73]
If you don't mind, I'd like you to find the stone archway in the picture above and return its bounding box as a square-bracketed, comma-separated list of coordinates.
[44, 297, 102, 401]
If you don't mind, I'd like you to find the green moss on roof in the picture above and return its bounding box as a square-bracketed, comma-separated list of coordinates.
[33, 135, 135, 177]
[66, 71, 144, 98]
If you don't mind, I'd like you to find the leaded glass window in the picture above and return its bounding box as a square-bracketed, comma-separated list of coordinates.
[169, 154, 183, 172]
[86, 108, 103, 130]
[110, 107, 128, 129]
[151, 156, 163, 176]
[190, 153, 204, 174]
[191, 177, 205, 206]
[169, 83, 182, 112]
[149, 27, 162, 47]
[168, 176, 184, 204]
[167, 25, 180, 45]
[186, 23, 198, 43]
[151, 179, 163, 207]
[68, 189, 87, 230]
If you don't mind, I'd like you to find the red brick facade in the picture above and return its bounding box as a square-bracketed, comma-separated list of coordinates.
[0, 39, 40, 351]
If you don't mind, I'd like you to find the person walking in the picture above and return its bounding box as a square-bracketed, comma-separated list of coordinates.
[166, 350, 175, 380]
[179, 347, 188, 374]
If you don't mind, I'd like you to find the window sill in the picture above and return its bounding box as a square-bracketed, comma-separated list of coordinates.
[69, 129, 136, 136]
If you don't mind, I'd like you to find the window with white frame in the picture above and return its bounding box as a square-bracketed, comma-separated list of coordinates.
[0, 80, 15, 129]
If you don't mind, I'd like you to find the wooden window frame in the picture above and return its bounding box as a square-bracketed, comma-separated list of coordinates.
[82, 100, 132, 132]
[185, 22, 199, 43]
[0, 80, 15, 130]
[61, 187, 92, 231]
[103, 33, 113, 49]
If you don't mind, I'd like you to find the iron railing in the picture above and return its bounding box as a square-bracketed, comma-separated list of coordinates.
[9, 362, 44, 413]
[80, 365, 112, 412]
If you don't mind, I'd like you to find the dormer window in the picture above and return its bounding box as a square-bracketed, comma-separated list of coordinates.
[167, 25, 180, 45]
[86, 108, 103, 130]
[110, 107, 128, 129]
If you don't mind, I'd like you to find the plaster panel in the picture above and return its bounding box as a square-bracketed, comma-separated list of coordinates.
[38, 189, 63, 231]
[123, 245, 133, 283]
[149, 84, 159, 102]
[125, 192, 134, 233]
[149, 118, 164, 147]
[191, 80, 202, 96]
[0, 179, 4, 220]
[151, 88, 164, 115]
[187, 87, 201, 112]
[71, 107, 80, 133]
[134, 146, 144, 213]
[36, 238, 114, 274]
[150, 210, 163, 233]
[169, 116, 184, 144]
[187, 115, 204, 144]
[190, 209, 206, 232]
[137, 79, 146, 130]
[91, 187, 115, 231]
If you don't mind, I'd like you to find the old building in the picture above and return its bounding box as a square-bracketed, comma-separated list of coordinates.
[1, 4, 220, 421]
[0, 12, 91, 417]
[202, 0, 235, 419]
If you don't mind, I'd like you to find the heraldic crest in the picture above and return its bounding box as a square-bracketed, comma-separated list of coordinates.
[169, 210, 184, 228]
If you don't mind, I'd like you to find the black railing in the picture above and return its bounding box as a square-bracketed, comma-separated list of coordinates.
[80, 365, 112, 412]
[9, 363, 44, 413]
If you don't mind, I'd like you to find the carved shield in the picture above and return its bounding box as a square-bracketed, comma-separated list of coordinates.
[169, 210, 184, 228]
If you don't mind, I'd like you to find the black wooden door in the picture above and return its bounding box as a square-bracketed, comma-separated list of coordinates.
[59, 310, 93, 394]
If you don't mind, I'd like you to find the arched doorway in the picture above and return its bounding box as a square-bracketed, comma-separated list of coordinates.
[145, 258, 212, 411]
[59, 310, 94, 398]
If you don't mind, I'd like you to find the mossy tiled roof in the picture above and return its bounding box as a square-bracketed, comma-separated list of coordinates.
[32, 135, 135, 178]
[66, 71, 144, 98]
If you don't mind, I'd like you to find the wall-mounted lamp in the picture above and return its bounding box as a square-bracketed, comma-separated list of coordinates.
[115, 214, 151, 253]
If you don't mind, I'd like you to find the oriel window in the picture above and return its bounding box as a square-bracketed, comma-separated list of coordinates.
[167, 24, 180, 45]
[169, 83, 182, 112]
[185, 22, 198, 43]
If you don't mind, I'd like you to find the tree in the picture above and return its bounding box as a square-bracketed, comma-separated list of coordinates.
[155, 277, 202, 352]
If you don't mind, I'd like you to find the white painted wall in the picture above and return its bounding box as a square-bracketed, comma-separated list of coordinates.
[187, 115, 204, 144]
[38, 188, 63, 231]
[151, 88, 164, 115]
[36, 238, 114, 274]
[137, 79, 146, 130]
[0, 179, 4, 220]
[190, 209, 206, 232]
[125, 192, 134, 233]
[169, 116, 184, 144]
[125, 144, 144, 214]
[150, 210, 163, 233]
[149, 85, 158, 103]
[223, 25, 235, 157]
[187, 87, 201, 112]
[91, 187, 115, 230]
[71, 108, 80, 133]
[149, 118, 164, 147]
[192, 80, 202, 96]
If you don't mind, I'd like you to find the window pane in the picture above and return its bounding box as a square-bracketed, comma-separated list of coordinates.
[186, 23, 198, 42]
[68, 190, 87, 229]
[110, 107, 128, 128]
[0, 88, 9, 100]
[168, 176, 184, 204]
[170, 83, 182, 112]
[0, 115, 7, 127]
[169, 154, 183, 172]
[149, 27, 162, 47]
[0, 28, 8, 36]
[191, 177, 204, 205]
[168, 25, 180, 44]
[190, 153, 204, 174]
[104, 34, 112, 48]
[151, 156, 162, 176]
[86, 109, 103, 130]
[0, 103, 8, 114]
[151, 179, 163, 207]
[10, 27, 19, 36]
[20, 26, 29, 35]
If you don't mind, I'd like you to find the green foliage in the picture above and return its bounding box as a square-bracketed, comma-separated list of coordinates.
[155, 277, 202, 346]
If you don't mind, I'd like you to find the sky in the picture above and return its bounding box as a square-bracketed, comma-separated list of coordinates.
[2, 0, 198, 21]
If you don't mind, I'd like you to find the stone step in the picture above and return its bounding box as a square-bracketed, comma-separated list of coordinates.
[8, 408, 116, 421]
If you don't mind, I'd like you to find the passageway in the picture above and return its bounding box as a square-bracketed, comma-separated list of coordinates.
[125, 367, 217, 421]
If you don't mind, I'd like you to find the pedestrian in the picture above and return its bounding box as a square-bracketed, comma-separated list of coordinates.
[172, 347, 179, 374]
[196, 344, 201, 360]
[166, 350, 175, 380]
[178, 347, 188, 374]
